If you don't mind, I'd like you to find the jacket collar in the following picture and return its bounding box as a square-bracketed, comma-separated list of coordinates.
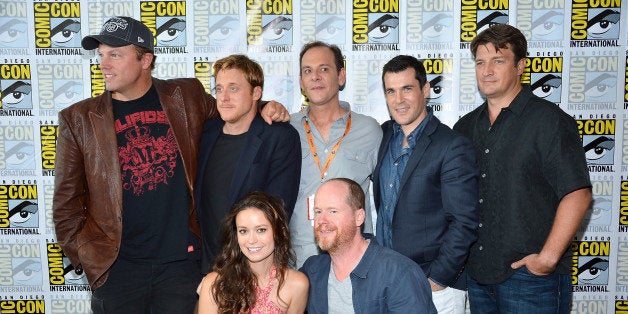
[351, 233, 378, 279]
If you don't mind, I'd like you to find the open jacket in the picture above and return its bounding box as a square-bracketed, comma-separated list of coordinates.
[194, 114, 301, 273]
[52, 78, 216, 289]
[373, 115, 479, 290]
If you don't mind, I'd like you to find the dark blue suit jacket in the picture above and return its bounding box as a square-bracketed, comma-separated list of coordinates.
[373, 115, 479, 290]
[195, 114, 301, 273]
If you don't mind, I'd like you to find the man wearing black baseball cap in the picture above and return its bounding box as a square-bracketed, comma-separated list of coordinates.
[53, 16, 288, 313]
[81, 16, 154, 52]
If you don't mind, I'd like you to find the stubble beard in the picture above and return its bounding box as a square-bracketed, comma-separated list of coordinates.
[315, 225, 355, 254]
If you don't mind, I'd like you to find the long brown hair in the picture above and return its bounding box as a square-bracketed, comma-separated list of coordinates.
[211, 191, 294, 313]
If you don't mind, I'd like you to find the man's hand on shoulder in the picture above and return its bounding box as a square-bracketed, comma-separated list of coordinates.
[261, 100, 290, 124]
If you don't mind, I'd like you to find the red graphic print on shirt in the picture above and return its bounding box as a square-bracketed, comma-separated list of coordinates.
[115, 110, 179, 196]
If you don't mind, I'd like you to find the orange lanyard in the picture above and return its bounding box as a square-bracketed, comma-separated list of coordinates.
[303, 114, 352, 179]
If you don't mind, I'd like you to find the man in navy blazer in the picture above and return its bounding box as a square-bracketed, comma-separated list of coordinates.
[373, 55, 479, 313]
[195, 55, 301, 273]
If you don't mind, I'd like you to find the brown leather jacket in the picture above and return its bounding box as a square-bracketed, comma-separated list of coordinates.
[52, 78, 216, 289]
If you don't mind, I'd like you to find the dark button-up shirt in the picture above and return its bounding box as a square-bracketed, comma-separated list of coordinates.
[454, 87, 591, 285]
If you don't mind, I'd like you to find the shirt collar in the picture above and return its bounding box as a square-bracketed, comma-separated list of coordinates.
[300, 101, 352, 123]
[351, 234, 377, 279]
[392, 106, 433, 148]
[478, 85, 531, 120]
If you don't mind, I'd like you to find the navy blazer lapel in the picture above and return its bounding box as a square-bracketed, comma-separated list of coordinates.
[398, 117, 439, 190]
[373, 122, 393, 205]
[228, 115, 264, 205]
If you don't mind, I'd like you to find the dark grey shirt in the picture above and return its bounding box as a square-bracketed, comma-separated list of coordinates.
[454, 87, 591, 285]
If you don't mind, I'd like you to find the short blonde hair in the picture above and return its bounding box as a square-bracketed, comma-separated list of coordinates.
[213, 54, 264, 90]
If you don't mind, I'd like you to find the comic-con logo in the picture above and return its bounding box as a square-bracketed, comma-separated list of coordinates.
[140, 1, 187, 53]
[194, 0, 240, 48]
[33, 1, 82, 50]
[301, 0, 346, 46]
[247, 0, 294, 49]
[423, 57, 453, 109]
[367, 58, 390, 118]
[0, 185, 39, 230]
[0, 126, 35, 171]
[50, 297, 91, 314]
[0, 242, 43, 286]
[460, 0, 509, 47]
[89, 61, 104, 97]
[523, 56, 563, 104]
[47, 243, 89, 287]
[570, 0, 621, 46]
[572, 298, 608, 313]
[262, 59, 294, 111]
[624, 53, 628, 110]
[458, 54, 482, 112]
[352, 0, 399, 50]
[407, 0, 454, 48]
[618, 239, 628, 289]
[87, 1, 134, 39]
[194, 57, 213, 94]
[43, 182, 54, 231]
[580, 179, 612, 233]
[154, 56, 187, 80]
[516, 0, 565, 42]
[572, 240, 610, 290]
[0, 300, 45, 313]
[0, 64, 32, 110]
[624, 119, 628, 169]
[617, 300, 628, 313]
[40, 125, 58, 177]
[37, 63, 83, 114]
[576, 119, 615, 171]
[569, 54, 618, 108]
[0, 2, 29, 49]
[621, 181, 628, 231]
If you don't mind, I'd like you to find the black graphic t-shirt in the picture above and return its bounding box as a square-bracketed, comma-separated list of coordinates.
[113, 85, 189, 263]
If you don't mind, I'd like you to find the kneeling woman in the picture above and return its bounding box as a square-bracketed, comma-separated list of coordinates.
[198, 192, 309, 313]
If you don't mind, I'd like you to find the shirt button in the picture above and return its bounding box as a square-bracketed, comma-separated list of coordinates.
[324, 149, 329, 153]
[479, 223, 483, 228]
[481, 173, 486, 178]
[389, 183, 393, 188]
[394, 162, 398, 166]
[478, 246, 483, 251]
[484, 148, 489, 154]
[479, 199, 483, 204]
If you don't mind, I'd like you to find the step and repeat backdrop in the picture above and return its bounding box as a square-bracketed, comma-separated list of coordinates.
[0, 0, 627, 312]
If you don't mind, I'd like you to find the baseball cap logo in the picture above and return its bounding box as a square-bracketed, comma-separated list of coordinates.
[82, 16, 154, 51]
[103, 17, 128, 33]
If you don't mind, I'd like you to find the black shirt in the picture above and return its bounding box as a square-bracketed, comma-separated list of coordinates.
[200, 131, 247, 272]
[454, 87, 591, 284]
[113, 86, 190, 263]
